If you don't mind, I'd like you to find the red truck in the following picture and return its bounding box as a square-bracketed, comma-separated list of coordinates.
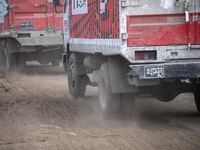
[0, 0, 64, 72]
[54, 0, 200, 118]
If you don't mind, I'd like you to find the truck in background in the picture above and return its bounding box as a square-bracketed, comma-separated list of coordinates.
[0, 0, 64, 72]
[55, 0, 200, 118]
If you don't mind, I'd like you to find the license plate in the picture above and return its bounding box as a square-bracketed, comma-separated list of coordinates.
[144, 66, 164, 78]
[20, 22, 34, 30]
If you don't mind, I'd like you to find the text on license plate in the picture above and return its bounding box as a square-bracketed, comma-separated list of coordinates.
[144, 66, 164, 78]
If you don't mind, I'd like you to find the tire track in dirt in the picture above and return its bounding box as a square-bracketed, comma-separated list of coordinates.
[1, 64, 200, 150]
[41, 100, 72, 120]
[0, 74, 11, 93]
[0, 83, 9, 93]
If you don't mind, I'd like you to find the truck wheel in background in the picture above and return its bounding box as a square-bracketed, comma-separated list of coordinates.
[38, 59, 50, 65]
[194, 85, 200, 114]
[5, 47, 17, 73]
[68, 53, 87, 98]
[98, 63, 121, 119]
[5, 47, 11, 72]
[77, 75, 89, 97]
[1, 51, 25, 73]
[0, 52, 6, 72]
[51, 59, 60, 67]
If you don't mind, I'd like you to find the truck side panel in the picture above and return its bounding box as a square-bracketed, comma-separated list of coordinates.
[69, 0, 119, 39]
[68, 0, 121, 55]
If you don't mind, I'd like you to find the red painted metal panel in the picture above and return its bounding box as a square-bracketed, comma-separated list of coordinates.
[0, 16, 10, 35]
[10, 0, 64, 31]
[12, 0, 47, 31]
[69, 0, 120, 39]
[127, 14, 196, 47]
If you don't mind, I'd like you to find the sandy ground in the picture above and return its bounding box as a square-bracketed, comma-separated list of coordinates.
[0, 62, 200, 150]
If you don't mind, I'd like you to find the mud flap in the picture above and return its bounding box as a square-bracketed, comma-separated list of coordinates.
[108, 57, 138, 93]
[62, 53, 67, 63]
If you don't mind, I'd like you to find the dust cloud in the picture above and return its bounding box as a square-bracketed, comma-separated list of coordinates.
[0, 61, 200, 150]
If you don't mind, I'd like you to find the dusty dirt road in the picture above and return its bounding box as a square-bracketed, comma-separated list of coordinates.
[0, 62, 200, 150]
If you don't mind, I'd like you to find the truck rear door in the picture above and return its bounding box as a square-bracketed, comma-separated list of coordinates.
[10, 0, 63, 32]
[127, 0, 199, 47]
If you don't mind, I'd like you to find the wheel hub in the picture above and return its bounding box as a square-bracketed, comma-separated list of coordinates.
[68, 64, 76, 90]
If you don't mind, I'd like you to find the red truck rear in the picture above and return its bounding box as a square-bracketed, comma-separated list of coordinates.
[55, 0, 200, 118]
[0, 0, 64, 72]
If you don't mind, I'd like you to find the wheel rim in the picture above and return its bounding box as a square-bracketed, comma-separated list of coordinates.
[68, 64, 76, 92]
[99, 76, 107, 109]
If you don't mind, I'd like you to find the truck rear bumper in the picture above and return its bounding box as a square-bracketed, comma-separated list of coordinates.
[16, 36, 63, 46]
[11, 30, 63, 46]
[129, 62, 200, 80]
[121, 45, 200, 64]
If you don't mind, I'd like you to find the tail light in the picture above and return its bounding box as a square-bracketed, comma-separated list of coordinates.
[135, 51, 156, 61]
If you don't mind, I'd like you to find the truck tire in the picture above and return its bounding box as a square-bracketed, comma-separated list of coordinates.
[98, 63, 121, 119]
[77, 75, 89, 97]
[5, 48, 17, 73]
[38, 58, 50, 65]
[63, 62, 68, 73]
[120, 93, 135, 118]
[194, 85, 200, 114]
[68, 53, 87, 98]
[0, 52, 6, 72]
[5, 48, 11, 72]
[51, 59, 60, 67]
